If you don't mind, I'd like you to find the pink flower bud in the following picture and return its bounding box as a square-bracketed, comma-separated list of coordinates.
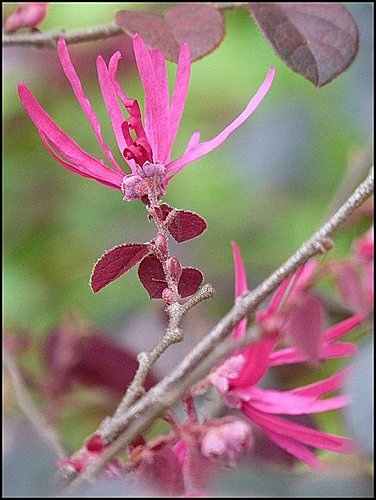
[201, 419, 253, 464]
[166, 257, 182, 281]
[155, 233, 168, 256]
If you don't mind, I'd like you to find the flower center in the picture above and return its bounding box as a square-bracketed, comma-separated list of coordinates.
[121, 161, 166, 205]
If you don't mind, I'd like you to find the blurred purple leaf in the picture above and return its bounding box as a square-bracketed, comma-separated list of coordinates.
[248, 3, 359, 87]
[43, 322, 156, 397]
[115, 4, 225, 62]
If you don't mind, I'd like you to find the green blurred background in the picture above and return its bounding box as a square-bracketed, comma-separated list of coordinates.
[4, 2, 372, 337]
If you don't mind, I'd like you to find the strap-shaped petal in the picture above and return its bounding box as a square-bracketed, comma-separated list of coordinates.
[57, 38, 124, 175]
[18, 83, 123, 187]
[39, 131, 122, 190]
[165, 67, 276, 178]
[243, 405, 355, 453]
[231, 241, 249, 341]
[133, 34, 170, 163]
[167, 43, 191, 163]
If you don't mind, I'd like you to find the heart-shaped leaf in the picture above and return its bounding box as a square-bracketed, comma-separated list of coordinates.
[138, 254, 204, 299]
[159, 204, 207, 243]
[115, 4, 225, 62]
[91, 243, 149, 293]
[138, 254, 167, 299]
[178, 268, 203, 298]
[248, 3, 359, 87]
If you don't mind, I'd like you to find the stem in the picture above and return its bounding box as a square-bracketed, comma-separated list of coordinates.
[64, 167, 374, 490]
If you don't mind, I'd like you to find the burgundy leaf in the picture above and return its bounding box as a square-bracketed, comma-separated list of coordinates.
[178, 268, 203, 298]
[138, 254, 167, 299]
[115, 4, 224, 62]
[248, 3, 359, 87]
[91, 243, 149, 293]
[160, 204, 207, 243]
[43, 325, 156, 397]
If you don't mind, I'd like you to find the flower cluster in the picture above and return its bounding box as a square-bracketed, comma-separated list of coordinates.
[198, 242, 363, 470]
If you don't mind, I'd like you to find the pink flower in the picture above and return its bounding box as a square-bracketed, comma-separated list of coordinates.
[18, 35, 275, 204]
[331, 226, 374, 316]
[208, 243, 363, 469]
[5, 2, 49, 33]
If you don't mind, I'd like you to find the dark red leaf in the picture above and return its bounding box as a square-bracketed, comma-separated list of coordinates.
[248, 3, 359, 87]
[178, 268, 203, 298]
[115, 4, 225, 62]
[91, 243, 149, 293]
[138, 254, 167, 299]
[160, 204, 207, 243]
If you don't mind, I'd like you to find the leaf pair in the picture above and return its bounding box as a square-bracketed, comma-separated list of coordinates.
[90, 206, 206, 297]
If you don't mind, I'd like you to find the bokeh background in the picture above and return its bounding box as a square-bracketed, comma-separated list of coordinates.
[3, 2, 373, 497]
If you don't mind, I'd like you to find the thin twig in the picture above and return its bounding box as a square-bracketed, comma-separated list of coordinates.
[4, 353, 66, 459]
[99, 283, 215, 437]
[64, 167, 373, 490]
[2, 3, 248, 49]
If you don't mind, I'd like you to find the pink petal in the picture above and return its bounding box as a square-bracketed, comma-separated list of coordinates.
[230, 337, 277, 387]
[165, 67, 275, 177]
[323, 314, 364, 342]
[151, 48, 170, 162]
[57, 38, 124, 175]
[269, 341, 357, 366]
[39, 131, 122, 190]
[285, 293, 325, 362]
[96, 53, 127, 156]
[291, 368, 350, 398]
[264, 274, 294, 316]
[18, 84, 123, 187]
[243, 405, 355, 453]
[184, 131, 201, 155]
[288, 261, 317, 300]
[167, 43, 191, 162]
[247, 387, 350, 414]
[261, 428, 325, 469]
[132, 34, 170, 163]
[231, 241, 249, 341]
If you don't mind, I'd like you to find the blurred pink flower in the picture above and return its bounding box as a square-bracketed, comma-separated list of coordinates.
[207, 242, 363, 469]
[5, 2, 49, 33]
[332, 225, 374, 316]
[18, 35, 275, 203]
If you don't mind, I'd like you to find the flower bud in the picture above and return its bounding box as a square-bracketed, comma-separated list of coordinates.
[166, 257, 182, 281]
[155, 233, 168, 257]
[162, 287, 175, 305]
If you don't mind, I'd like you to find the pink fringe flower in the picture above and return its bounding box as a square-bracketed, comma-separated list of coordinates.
[207, 243, 363, 469]
[18, 35, 275, 203]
